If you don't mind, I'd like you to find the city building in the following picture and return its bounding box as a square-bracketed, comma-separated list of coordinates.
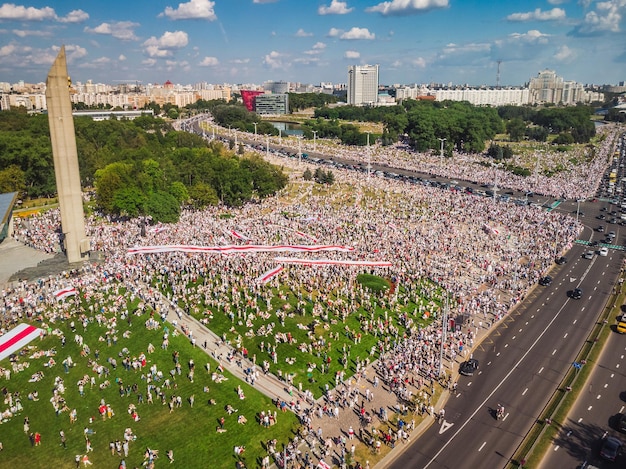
[254, 94, 289, 115]
[347, 64, 379, 106]
[264, 81, 289, 94]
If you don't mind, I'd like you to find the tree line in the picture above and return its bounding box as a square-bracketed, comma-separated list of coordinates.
[0, 110, 287, 222]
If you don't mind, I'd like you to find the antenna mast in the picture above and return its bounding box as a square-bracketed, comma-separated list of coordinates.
[496, 59, 502, 89]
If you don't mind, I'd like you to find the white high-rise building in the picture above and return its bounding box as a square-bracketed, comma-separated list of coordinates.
[347, 64, 379, 106]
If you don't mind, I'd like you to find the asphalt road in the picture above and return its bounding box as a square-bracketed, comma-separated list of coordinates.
[388, 237, 620, 469]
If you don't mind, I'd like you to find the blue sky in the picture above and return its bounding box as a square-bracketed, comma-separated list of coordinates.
[0, 0, 624, 87]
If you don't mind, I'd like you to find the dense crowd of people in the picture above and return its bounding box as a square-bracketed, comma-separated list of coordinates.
[1, 122, 621, 468]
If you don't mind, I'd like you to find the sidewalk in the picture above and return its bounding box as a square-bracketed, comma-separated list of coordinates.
[157, 288, 504, 469]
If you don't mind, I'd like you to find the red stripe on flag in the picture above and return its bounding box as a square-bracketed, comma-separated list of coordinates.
[0, 325, 37, 355]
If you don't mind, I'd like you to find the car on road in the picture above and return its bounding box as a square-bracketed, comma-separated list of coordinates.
[459, 358, 479, 376]
[597, 225, 605, 232]
[600, 247, 609, 256]
[571, 288, 583, 300]
[617, 321, 626, 334]
[556, 256, 568, 265]
[583, 251, 594, 259]
[600, 436, 622, 461]
[539, 276, 553, 286]
[618, 413, 626, 433]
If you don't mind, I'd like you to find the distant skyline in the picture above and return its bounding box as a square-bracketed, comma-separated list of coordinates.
[0, 0, 624, 87]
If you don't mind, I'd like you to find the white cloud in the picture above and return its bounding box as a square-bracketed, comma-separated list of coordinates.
[507, 29, 551, 44]
[575, 0, 625, 35]
[553, 44, 576, 62]
[84, 21, 139, 41]
[12, 29, 51, 37]
[263, 50, 287, 70]
[0, 4, 87, 23]
[231, 58, 250, 64]
[0, 3, 56, 21]
[344, 50, 360, 59]
[161, 0, 217, 20]
[143, 30, 189, 58]
[79, 56, 111, 69]
[304, 42, 326, 55]
[410, 57, 427, 67]
[366, 0, 449, 16]
[53, 44, 87, 62]
[548, 0, 568, 4]
[253, 0, 279, 3]
[58, 9, 89, 23]
[328, 27, 342, 37]
[119, 54, 127, 61]
[340, 27, 375, 40]
[199, 56, 219, 66]
[142, 58, 157, 66]
[0, 44, 17, 56]
[318, 0, 354, 15]
[506, 8, 566, 22]
[295, 28, 313, 37]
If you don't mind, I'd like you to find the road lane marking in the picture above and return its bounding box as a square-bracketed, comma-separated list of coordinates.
[554, 446, 559, 451]
[505, 344, 509, 348]
[563, 333, 568, 338]
[538, 367, 544, 374]
[604, 384, 608, 388]
[588, 406, 593, 411]
[439, 420, 454, 434]
[597, 395, 602, 400]
[552, 349, 557, 355]
[573, 319, 577, 324]
[478, 442, 486, 452]
[522, 388, 528, 396]
[422, 289, 583, 469]
[519, 328, 523, 332]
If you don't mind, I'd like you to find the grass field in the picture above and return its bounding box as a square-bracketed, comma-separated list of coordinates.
[0, 290, 299, 469]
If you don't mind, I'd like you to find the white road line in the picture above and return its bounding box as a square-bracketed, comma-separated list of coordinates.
[502, 413, 509, 421]
[563, 333, 568, 338]
[512, 336, 516, 340]
[478, 442, 486, 452]
[422, 288, 583, 469]
[522, 388, 528, 396]
[611, 373, 615, 378]
[538, 367, 544, 374]
[588, 406, 593, 411]
[578, 418, 583, 423]
[519, 328, 523, 332]
[552, 349, 557, 355]
[573, 319, 577, 324]
[554, 446, 559, 451]
[504, 344, 509, 348]
[496, 352, 500, 357]
[604, 384, 608, 389]
[617, 364, 620, 369]
[597, 395, 602, 400]
[621, 356, 624, 360]
[620, 406, 624, 413]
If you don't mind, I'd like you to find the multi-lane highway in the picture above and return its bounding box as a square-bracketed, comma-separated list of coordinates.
[388, 229, 622, 468]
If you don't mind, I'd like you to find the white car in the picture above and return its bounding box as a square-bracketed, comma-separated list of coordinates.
[599, 247, 609, 256]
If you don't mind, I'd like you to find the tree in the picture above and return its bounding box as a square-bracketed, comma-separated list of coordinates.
[506, 118, 526, 142]
[303, 168, 313, 181]
[145, 190, 180, 223]
[0, 164, 26, 194]
[188, 182, 219, 209]
[111, 187, 147, 218]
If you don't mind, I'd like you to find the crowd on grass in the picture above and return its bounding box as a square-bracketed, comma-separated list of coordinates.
[1, 123, 620, 467]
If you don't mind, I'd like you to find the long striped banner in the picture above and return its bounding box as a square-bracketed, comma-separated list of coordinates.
[274, 257, 392, 267]
[0, 323, 41, 362]
[54, 287, 77, 301]
[127, 244, 354, 255]
[257, 266, 284, 284]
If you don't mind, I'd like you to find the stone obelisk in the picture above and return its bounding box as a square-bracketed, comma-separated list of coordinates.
[46, 46, 89, 263]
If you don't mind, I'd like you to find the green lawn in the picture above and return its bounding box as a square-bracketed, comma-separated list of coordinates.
[0, 292, 299, 468]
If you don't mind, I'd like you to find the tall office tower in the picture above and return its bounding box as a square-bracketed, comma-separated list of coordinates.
[347, 64, 379, 106]
[45, 46, 90, 263]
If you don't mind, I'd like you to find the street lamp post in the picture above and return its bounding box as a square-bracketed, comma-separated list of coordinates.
[312, 130, 317, 153]
[227, 124, 231, 136]
[253, 122, 258, 140]
[298, 135, 303, 165]
[278, 128, 282, 146]
[438, 138, 446, 158]
[366, 131, 372, 179]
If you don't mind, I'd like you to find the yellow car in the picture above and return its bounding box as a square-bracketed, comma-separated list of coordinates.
[617, 321, 626, 334]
